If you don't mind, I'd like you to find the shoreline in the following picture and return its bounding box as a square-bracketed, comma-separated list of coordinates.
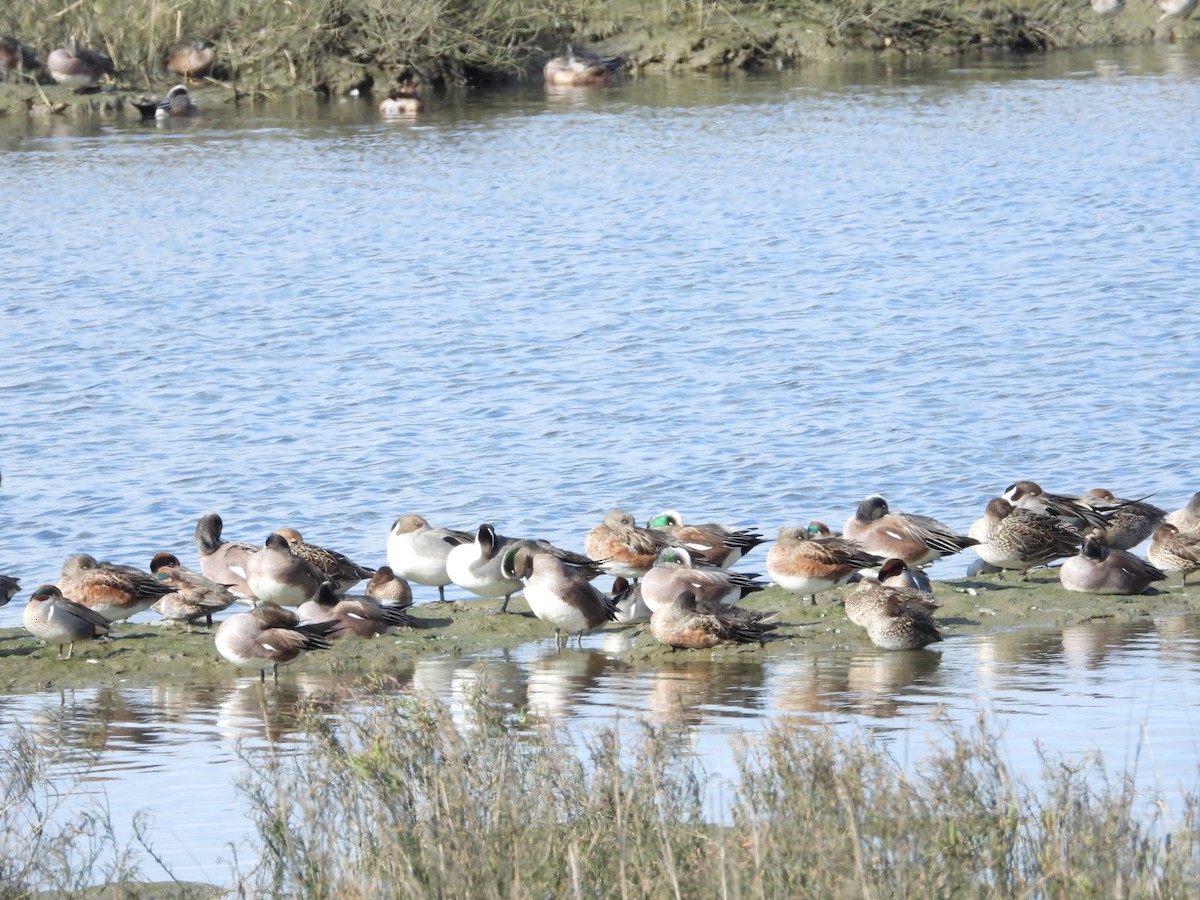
[2, 572, 1197, 691]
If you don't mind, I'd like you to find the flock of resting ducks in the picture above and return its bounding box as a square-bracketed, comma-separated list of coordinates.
[4, 482, 1200, 678]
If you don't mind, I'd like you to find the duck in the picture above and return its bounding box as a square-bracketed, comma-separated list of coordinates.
[650, 591, 777, 650]
[245, 533, 325, 605]
[272, 527, 374, 591]
[610, 576, 651, 623]
[1059, 536, 1165, 595]
[364, 565, 413, 609]
[165, 39, 214, 80]
[501, 545, 618, 646]
[57, 553, 174, 622]
[878, 557, 935, 597]
[584, 508, 681, 580]
[1001, 480, 1113, 532]
[46, 41, 116, 90]
[766, 525, 883, 604]
[1165, 492, 1200, 535]
[640, 546, 765, 612]
[1091, 0, 1124, 16]
[379, 85, 423, 116]
[214, 600, 340, 682]
[0, 574, 19, 606]
[543, 47, 622, 86]
[386, 514, 472, 602]
[0, 35, 38, 81]
[1147, 524, 1200, 587]
[296, 581, 411, 639]
[844, 579, 942, 650]
[194, 513, 257, 598]
[23, 585, 112, 659]
[969, 498, 1081, 577]
[445, 523, 524, 611]
[131, 84, 199, 119]
[1080, 488, 1164, 551]
[149, 551, 237, 628]
[1155, 0, 1198, 22]
[646, 510, 765, 566]
[843, 495, 977, 567]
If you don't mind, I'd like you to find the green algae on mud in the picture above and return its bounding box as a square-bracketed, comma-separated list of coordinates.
[2, 573, 1198, 691]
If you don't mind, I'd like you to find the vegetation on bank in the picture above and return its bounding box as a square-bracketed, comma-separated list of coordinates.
[0, 0, 1192, 98]
[5, 684, 1196, 896]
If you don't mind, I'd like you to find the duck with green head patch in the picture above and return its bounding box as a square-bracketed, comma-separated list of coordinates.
[640, 546, 764, 613]
[647, 509, 765, 567]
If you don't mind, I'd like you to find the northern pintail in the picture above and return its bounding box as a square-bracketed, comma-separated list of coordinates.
[273, 527, 374, 591]
[23, 585, 111, 659]
[1081, 488, 1164, 550]
[649, 591, 777, 650]
[969, 498, 1081, 577]
[1147, 524, 1200, 587]
[1059, 536, 1165, 595]
[502, 545, 618, 646]
[1165, 492, 1200, 535]
[446, 523, 524, 611]
[1001, 480, 1112, 532]
[843, 495, 976, 567]
[766, 525, 883, 604]
[57, 553, 174, 622]
[386, 514, 472, 602]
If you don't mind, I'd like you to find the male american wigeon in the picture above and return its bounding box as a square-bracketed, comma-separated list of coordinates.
[0, 36, 38, 81]
[1165, 492, 1200, 535]
[273, 527, 374, 591]
[1060, 536, 1165, 595]
[584, 508, 681, 580]
[57, 553, 174, 622]
[149, 551, 236, 628]
[245, 533, 325, 605]
[543, 47, 622, 86]
[165, 39, 214, 80]
[646, 510, 765, 566]
[766, 525, 883, 604]
[296, 581, 411, 639]
[379, 85, 423, 116]
[214, 600, 340, 681]
[446, 523, 524, 611]
[502, 545, 618, 646]
[650, 591, 777, 650]
[968, 498, 1081, 578]
[194, 513, 257, 598]
[639, 546, 764, 612]
[1081, 488, 1164, 551]
[386, 514, 472, 602]
[843, 495, 976, 567]
[1147, 524, 1200, 587]
[131, 84, 199, 119]
[23, 585, 112, 659]
[46, 41, 116, 90]
[844, 579, 942, 650]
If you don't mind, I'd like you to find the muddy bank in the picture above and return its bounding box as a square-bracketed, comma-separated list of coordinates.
[2, 573, 1197, 691]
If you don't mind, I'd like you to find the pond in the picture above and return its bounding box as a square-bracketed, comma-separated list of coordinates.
[1, 40, 1198, 885]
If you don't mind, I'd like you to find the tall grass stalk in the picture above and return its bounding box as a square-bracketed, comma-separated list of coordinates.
[241, 679, 1200, 898]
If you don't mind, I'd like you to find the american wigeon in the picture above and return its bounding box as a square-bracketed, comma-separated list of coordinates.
[1001, 480, 1112, 532]
[584, 508, 680, 579]
[149, 551, 236, 628]
[543, 47, 622, 86]
[501, 545, 618, 646]
[214, 601, 340, 681]
[1081, 489, 1164, 551]
[446, 524, 524, 611]
[194, 513, 256, 598]
[57, 553, 174, 622]
[844, 579, 942, 650]
[364, 565, 413, 609]
[0, 36, 38, 81]
[379, 85, 423, 116]
[646, 510, 765, 566]
[23, 585, 111, 659]
[649, 591, 777, 650]
[968, 498, 1081, 578]
[296, 581, 410, 639]
[766, 525, 883, 604]
[46, 42, 116, 90]
[640, 546, 765, 612]
[386, 514, 472, 602]
[843, 495, 977, 567]
[165, 39, 214, 79]
[0, 574, 19, 606]
[1147, 524, 1200, 587]
[1155, 0, 1197, 21]
[273, 527, 374, 591]
[245, 533, 325, 605]
[1165, 492, 1200, 535]
[131, 84, 199, 119]
[1060, 536, 1165, 595]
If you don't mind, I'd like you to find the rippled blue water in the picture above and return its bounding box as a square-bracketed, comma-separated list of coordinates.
[2, 41, 1200, 885]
